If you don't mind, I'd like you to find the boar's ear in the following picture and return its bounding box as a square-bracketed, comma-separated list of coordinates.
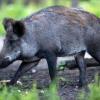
[13, 21, 25, 37]
[3, 18, 14, 33]
[3, 18, 25, 37]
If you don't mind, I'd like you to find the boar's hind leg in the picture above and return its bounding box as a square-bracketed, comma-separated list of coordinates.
[88, 49, 100, 80]
[45, 52, 57, 81]
[75, 51, 87, 87]
[8, 59, 40, 85]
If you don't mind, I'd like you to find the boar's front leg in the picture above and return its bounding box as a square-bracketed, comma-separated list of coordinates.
[8, 59, 40, 85]
[75, 51, 87, 87]
[45, 52, 57, 81]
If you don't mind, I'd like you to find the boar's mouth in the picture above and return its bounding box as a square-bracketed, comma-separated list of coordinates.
[0, 58, 13, 68]
[0, 51, 21, 68]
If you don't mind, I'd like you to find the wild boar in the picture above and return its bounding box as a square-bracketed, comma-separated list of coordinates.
[1, 6, 100, 87]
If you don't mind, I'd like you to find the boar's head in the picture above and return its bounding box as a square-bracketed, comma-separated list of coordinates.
[0, 18, 38, 68]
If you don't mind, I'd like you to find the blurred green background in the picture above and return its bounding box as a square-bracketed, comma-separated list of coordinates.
[0, 0, 100, 36]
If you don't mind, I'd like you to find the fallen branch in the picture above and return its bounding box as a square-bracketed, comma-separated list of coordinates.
[63, 58, 99, 70]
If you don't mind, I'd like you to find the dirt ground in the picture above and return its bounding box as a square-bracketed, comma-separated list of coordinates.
[0, 60, 99, 100]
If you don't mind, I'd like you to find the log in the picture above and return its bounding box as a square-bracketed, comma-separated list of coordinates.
[64, 58, 99, 69]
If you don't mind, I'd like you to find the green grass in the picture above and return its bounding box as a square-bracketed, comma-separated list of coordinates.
[0, 84, 38, 100]
[80, 0, 100, 17]
[0, 82, 60, 100]
[79, 74, 100, 100]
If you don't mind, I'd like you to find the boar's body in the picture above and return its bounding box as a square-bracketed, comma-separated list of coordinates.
[23, 6, 100, 57]
[1, 6, 100, 87]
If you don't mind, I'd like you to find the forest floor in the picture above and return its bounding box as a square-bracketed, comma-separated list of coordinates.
[0, 59, 99, 100]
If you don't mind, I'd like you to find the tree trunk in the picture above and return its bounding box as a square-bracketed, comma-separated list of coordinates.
[53, 0, 59, 5]
[0, 0, 2, 5]
[71, 0, 79, 7]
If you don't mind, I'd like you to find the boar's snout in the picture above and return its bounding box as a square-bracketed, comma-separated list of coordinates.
[0, 51, 21, 68]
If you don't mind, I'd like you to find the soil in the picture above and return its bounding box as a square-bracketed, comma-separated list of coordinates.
[0, 60, 99, 100]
